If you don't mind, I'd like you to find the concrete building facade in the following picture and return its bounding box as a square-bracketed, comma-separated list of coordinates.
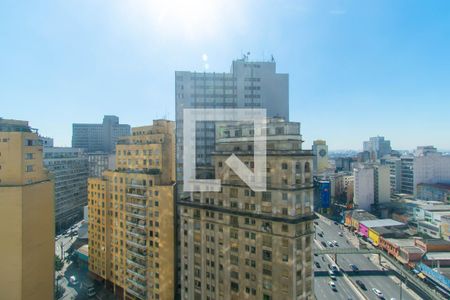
[44, 146, 89, 230]
[0, 119, 54, 300]
[88, 120, 175, 300]
[87, 152, 116, 178]
[72, 115, 131, 153]
[179, 119, 315, 300]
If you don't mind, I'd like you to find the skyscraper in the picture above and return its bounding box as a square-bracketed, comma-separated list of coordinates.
[179, 119, 315, 300]
[43, 146, 89, 231]
[88, 120, 175, 300]
[363, 136, 392, 161]
[175, 57, 289, 189]
[0, 118, 54, 300]
[72, 115, 131, 153]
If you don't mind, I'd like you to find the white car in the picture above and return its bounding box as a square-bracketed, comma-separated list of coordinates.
[332, 240, 339, 246]
[69, 275, 79, 285]
[329, 281, 337, 290]
[372, 288, 384, 298]
[327, 241, 334, 247]
[338, 232, 343, 237]
[328, 270, 336, 280]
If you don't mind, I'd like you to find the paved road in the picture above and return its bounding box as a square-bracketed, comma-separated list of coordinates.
[315, 217, 417, 300]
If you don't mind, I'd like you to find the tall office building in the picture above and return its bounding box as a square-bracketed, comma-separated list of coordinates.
[400, 156, 414, 194]
[72, 115, 131, 153]
[312, 140, 329, 174]
[88, 120, 175, 300]
[0, 119, 54, 300]
[175, 57, 289, 187]
[383, 157, 402, 195]
[44, 146, 89, 230]
[179, 119, 315, 300]
[363, 136, 392, 161]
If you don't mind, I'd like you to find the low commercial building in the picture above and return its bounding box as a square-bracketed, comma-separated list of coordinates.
[379, 238, 416, 258]
[344, 209, 377, 230]
[358, 219, 405, 240]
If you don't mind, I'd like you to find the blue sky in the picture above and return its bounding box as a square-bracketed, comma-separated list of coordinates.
[1, 0, 450, 150]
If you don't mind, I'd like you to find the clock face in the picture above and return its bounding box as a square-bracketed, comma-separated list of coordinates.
[319, 149, 327, 157]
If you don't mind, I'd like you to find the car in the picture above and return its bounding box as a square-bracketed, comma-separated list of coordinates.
[332, 240, 339, 246]
[330, 264, 339, 272]
[338, 232, 343, 237]
[355, 280, 367, 290]
[69, 276, 79, 285]
[329, 281, 337, 290]
[349, 264, 359, 271]
[321, 241, 327, 247]
[334, 221, 339, 225]
[314, 221, 319, 225]
[318, 232, 324, 237]
[372, 288, 384, 298]
[328, 270, 336, 280]
[327, 241, 334, 247]
[87, 288, 96, 297]
[313, 253, 318, 256]
[315, 261, 321, 268]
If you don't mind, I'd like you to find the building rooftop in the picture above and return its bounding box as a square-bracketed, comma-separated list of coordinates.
[401, 246, 426, 255]
[350, 209, 378, 221]
[418, 183, 450, 191]
[384, 238, 416, 247]
[424, 252, 450, 260]
[360, 219, 405, 228]
[0, 118, 33, 132]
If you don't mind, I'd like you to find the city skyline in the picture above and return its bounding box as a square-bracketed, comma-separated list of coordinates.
[2, 1, 450, 149]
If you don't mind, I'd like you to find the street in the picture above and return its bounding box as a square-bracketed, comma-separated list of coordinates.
[314, 216, 420, 300]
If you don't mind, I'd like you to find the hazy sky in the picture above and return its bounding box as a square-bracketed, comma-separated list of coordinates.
[1, 0, 450, 150]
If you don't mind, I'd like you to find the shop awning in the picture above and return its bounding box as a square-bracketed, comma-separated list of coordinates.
[417, 273, 426, 280]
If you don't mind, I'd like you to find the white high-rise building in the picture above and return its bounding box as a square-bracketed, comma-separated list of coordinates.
[353, 163, 391, 211]
[354, 165, 374, 211]
[413, 146, 450, 195]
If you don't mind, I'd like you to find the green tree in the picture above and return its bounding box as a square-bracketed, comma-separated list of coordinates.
[55, 255, 64, 271]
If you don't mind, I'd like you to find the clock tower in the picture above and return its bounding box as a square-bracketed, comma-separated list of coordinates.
[312, 140, 329, 173]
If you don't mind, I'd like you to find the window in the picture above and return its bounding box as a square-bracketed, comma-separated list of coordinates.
[282, 193, 288, 200]
[26, 165, 33, 172]
[230, 282, 239, 292]
[281, 162, 288, 170]
[262, 250, 272, 261]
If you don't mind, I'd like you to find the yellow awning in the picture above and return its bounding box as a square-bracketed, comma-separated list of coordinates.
[418, 273, 426, 279]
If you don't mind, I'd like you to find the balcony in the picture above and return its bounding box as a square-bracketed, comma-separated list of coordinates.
[127, 211, 146, 220]
[127, 183, 147, 190]
[127, 258, 147, 269]
[126, 287, 146, 300]
[127, 248, 147, 260]
[127, 229, 147, 239]
[127, 277, 147, 290]
[127, 192, 146, 200]
[127, 240, 147, 250]
[127, 267, 147, 280]
[126, 202, 147, 209]
[126, 220, 147, 230]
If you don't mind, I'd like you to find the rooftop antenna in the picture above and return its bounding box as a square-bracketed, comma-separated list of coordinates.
[271, 54, 275, 62]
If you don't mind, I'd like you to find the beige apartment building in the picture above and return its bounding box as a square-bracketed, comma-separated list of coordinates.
[88, 120, 175, 300]
[0, 118, 54, 300]
[179, 118, 315, 300]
